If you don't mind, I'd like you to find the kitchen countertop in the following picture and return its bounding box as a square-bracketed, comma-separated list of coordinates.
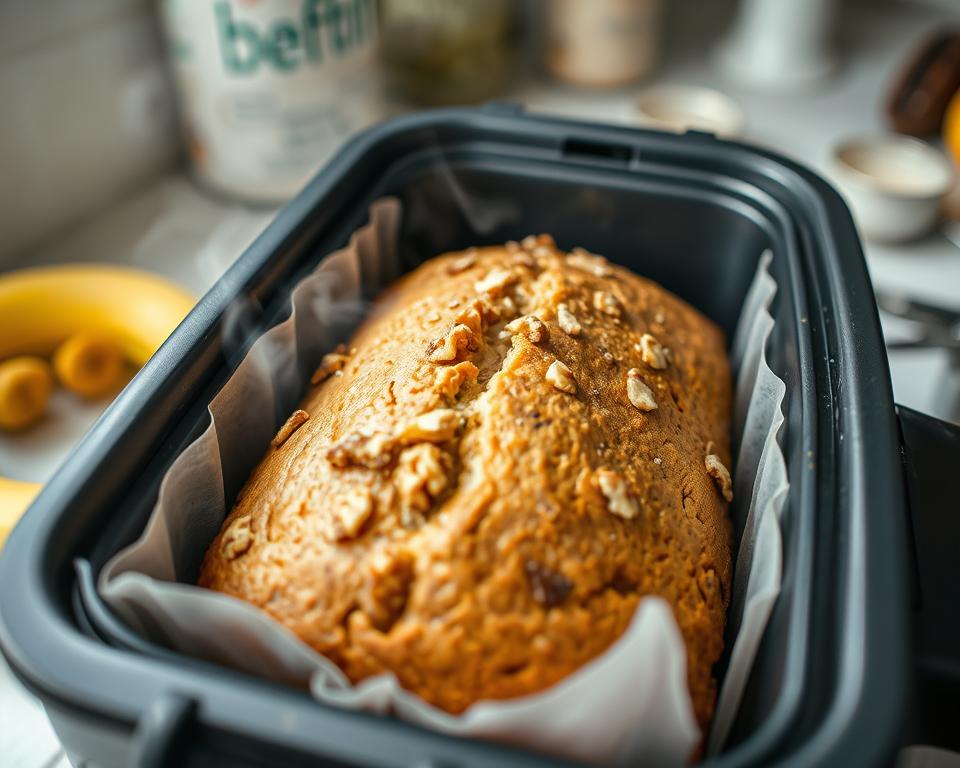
[3, 1, 959, 765]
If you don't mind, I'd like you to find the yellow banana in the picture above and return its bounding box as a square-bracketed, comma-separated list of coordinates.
[0, 264, 195, 546]
[0, 477, 40, 549]
[0, 264, 195, 365]
[0, 356, 54, 431]
[54, 333, 126, 399]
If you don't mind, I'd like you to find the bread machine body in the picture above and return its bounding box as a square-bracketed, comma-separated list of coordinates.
[0, 106, 911, 767]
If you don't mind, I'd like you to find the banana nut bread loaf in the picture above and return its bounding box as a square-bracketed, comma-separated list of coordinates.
[199, 235, 733, 729]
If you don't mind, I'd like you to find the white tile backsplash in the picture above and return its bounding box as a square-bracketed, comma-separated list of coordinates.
[0, 1, 181, 264]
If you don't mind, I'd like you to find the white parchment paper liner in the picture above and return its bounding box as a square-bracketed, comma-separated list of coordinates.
[100, 199, 788, 766]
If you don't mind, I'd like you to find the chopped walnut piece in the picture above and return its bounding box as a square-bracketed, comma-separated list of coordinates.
[447, 251, 478, 274]
[272, 409, 310, 448]
[311, 347, 349, 384]
[326, 432, 395, 469]
[546, 360, 577, 394]
[460, 297, 501, 329]
[602, 351, 616, 365]
[593, 290, 622, 317]
[536, 233, 556, 248]
[654, 311, 666, 324]
[505, 240, 521, 253]
[474, 268, 516, 297]
[595, 469, 639, 520]
[568, 248, 612, 277]
[221, 515, 253, 559]
[428, 323, 477, 363]
[333, 488, 373, 540]
[626, 369, 658, 412]
[513, 250, 537, 269]
[398, 408, 460, 443]
[639, 333, 668, 370]
[705, 454, 734, 502]
[455, 304, 484, 335]
[556, 303, 581, 336]
[500, 296, 516, 315]
[521, 234, 538, 250]
[396, 443, 451, 514]
[360, 549, 414, 631]
[501, 315, 548, 343]
[434, 361, 479, 398]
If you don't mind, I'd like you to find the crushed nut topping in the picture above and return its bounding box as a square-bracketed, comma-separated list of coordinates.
[593, 290, 622, 317]
[556, 303, 581, 336]
[434, 361, 479, 398]
[327, 410, 460, 471]
[272, 409, 310, 448]
[653, 457, 662, 465]
[455, 304, 484, 335]
[654, 311, 666, 324]
[326, 431, 395, 469]
[474, 268, 516, 297]
[447, 298, 461, 309]
[398, 408, 460, 443]
[705, 454, 734, 502]
[505, 240, 521, 252]
[546, 360, 577, 393]
[568, 248, 612, 277]
[595, 469, 639, 520]
[513, 250, 537, 269]
[639, 333, 668, 370]
[396, 443, 450, 514]
[602, 351, 616, 365]
[626, 369, 658, 411]
[500, 296, 516, 314]
[333, 488, 373, 540]
[532, 246, 553, 259]
[501, 314, 548, 343]
[521, 234, 554, 251]
[428, 323, 477, 363]
[221, 515, 253, 559]
[311, 346, 349, 384]
[447, 251, 478, 274]
[426, 311, 441, 323]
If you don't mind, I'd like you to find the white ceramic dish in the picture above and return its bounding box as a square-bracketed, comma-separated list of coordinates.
[830, 135, 955, 243]
[631, 84, 745, 137]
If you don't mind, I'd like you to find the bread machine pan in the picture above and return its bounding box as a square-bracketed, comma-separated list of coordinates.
[2, 105, 957, 767]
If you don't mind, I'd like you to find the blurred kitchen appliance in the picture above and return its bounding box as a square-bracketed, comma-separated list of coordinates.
[715, 0, 835, 89]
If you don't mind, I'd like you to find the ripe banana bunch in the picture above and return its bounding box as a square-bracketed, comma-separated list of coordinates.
[0, 264, 195, 548]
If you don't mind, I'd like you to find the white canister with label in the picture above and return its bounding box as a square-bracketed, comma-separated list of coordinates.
[161, 0, 382, 203]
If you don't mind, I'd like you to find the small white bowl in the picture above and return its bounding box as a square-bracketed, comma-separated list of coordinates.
[631, 85, 745, 138]
[830, 135, 955, 243]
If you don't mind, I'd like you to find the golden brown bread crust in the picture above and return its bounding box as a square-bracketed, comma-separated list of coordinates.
[199, 236, 733, 728]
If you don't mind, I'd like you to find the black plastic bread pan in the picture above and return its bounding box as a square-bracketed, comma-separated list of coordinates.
[1, 105, 955, 767]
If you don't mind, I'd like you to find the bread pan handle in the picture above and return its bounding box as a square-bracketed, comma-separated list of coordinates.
[129, 692, 197, 768]
[897, 404, 960, 751]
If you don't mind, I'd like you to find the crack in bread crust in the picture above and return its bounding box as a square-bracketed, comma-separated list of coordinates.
[199, 237, 733, 728]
